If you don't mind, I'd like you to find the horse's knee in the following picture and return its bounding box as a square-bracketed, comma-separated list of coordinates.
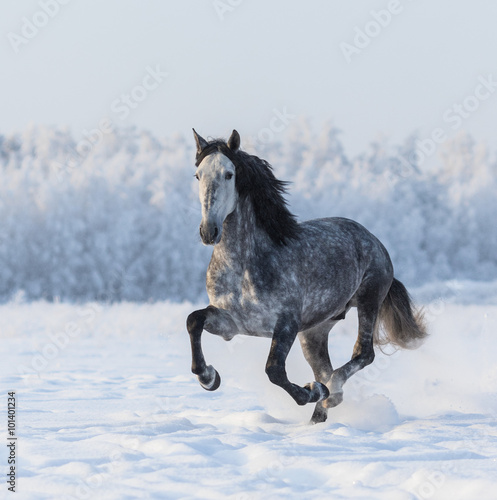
[187, 310, 205, 335]
[265, 363, 286, 386]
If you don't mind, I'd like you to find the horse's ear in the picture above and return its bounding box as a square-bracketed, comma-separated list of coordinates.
[227, 129, 240, 152]
[193, 128, 208, 155]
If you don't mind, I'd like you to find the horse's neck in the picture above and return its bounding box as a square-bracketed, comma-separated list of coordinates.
[216, 198, 270, 263]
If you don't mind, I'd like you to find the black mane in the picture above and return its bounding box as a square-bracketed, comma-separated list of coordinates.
[196, 139, 300, 246]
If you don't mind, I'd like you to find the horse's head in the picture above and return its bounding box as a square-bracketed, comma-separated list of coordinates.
[193, 129, 240, 245]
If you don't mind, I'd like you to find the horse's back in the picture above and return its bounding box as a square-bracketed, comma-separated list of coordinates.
[298, 217, 392, 271]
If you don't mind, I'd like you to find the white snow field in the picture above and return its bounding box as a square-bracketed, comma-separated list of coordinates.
[2, 282, 497, 500]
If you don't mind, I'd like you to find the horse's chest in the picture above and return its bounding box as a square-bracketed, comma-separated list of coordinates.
[206, 261, 279, 335]
[207, 264, 267, 306]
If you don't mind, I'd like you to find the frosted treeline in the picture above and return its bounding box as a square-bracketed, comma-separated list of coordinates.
[0, 122, 495, 302]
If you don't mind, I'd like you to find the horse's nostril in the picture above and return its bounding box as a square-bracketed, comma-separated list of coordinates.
[213, 227, 219, 239]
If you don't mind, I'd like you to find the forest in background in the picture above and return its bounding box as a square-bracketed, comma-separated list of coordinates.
[0, 121, 495, 302]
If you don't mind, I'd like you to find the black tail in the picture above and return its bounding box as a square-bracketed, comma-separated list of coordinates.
[374, 278, 427, 349]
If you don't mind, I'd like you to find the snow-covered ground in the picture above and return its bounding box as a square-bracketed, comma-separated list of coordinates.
[2, 282, 497, 500]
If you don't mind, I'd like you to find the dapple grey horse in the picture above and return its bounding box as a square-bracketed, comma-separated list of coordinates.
[187, 129, 426, 423]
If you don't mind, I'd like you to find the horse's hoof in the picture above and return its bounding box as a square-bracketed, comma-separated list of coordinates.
[305, 382, 330, 403]
[310, 406, 328, 424]
[198, 365, 221, 391]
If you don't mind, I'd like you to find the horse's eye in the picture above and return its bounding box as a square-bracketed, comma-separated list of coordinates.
[194, 173, 199, 180]
[225, 172, 233, 181]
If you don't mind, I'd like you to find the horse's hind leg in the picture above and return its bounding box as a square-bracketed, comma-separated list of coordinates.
[327, 285, 386, 407]
[186, 306, 238, 391]
[298, 321, 337, 424]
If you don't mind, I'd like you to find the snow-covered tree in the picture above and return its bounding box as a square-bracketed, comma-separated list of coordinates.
[0, 123, 495, 302]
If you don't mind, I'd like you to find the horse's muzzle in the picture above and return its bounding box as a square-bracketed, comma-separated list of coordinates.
[200, 223, 222, 245]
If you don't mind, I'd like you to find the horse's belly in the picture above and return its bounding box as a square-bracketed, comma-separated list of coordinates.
[300, 291, 354, 330]
[299, 269, 360, 330]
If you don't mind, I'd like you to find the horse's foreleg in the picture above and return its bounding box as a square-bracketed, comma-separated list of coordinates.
[186, 306, 238, 391]
[186, 307, 220, 391]
[265, 314, 330, 406]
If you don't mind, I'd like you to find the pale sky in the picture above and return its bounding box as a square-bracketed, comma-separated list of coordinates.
[1, 0, 497, 157]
